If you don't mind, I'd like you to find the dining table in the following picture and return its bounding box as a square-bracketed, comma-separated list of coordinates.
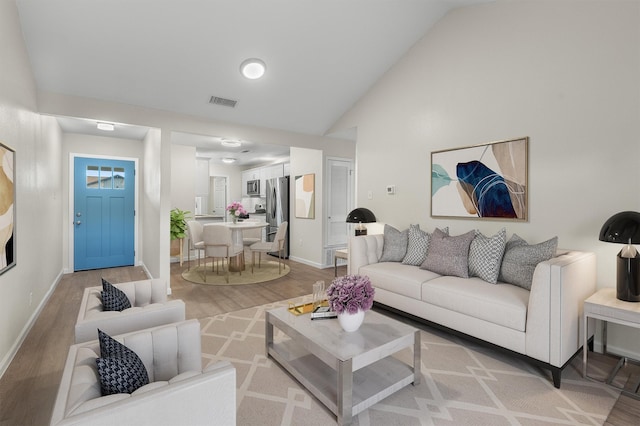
[203, 221, 268, 272]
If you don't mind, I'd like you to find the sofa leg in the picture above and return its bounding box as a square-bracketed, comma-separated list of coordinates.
[551, 368, 561, 388]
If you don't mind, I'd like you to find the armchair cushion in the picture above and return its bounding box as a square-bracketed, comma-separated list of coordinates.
[100, 279, 131, 311]
[96, 329, 149, 395]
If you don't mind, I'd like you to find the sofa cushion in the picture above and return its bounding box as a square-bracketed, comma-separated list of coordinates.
[101, 279, 131, 311]
[96, 330, 149, 395]
[422, 276, 529, 331]
[499, 234, 558, 290]
[420, 230, 475, 278]
[468, 228, 507, 284]
[379, 224, 408, 262]
[360, 262, 440, 300]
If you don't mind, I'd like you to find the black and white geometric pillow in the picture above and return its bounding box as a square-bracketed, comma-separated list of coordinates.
[101, 278, 131, 311]
[468, 228, 507, 284]
[96, 329, 149, 395]
[402, 225, 430, 266]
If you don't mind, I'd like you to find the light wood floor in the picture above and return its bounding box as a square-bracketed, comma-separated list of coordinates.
[0, 258, 638, 425]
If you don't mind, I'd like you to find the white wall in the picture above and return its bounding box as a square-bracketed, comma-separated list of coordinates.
[331, 0, 640, 355]
[289, 147, 324, 266]
[170, 144, 196, 259]
[142, 128, 163, 281]
[0, 1, 64, 375]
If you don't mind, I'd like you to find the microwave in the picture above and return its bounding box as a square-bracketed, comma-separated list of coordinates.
[247, 179, 260, 196]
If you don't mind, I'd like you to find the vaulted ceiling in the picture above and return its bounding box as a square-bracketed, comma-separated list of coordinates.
[16, 0, 490, 164]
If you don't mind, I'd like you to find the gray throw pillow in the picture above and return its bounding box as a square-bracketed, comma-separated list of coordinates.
[379, 224, 409, 262]
[402, 225, 429, 265]
[402, 226, 450, 266]
[420, 230, 476, 278]
[498, 234, 558, 290]
[468, 228, 507, 284]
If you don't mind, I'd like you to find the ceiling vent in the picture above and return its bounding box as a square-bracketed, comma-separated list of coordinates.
[209, 96, 237, 108]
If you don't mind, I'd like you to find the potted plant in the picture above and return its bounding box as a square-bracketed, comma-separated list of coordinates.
[326, 275, 375, 332]
[170, 208, 191, 259]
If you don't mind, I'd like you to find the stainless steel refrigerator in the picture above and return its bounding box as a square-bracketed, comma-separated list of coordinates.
[265, 176, 290, 258]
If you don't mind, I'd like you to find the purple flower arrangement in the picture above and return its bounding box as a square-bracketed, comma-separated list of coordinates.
[226, 201, 247, 217]
[327, 275, 375, 315]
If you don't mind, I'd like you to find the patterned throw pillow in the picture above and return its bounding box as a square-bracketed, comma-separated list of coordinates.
[498, 234, 558, 290]
[379, 224, 409, 262]
[101, 278, 131, 311]
[96, 329, 149, 395]
[420, 230, 476, 278]
[468, 228, 507, 284]
[402, 225, 429, 265]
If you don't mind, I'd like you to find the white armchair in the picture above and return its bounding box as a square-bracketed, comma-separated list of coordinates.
[51, 320, 236, 426]
[74, 279, 186, 343]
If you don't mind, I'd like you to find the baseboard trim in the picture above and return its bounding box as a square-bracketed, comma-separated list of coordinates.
[0, 269, 64, 379]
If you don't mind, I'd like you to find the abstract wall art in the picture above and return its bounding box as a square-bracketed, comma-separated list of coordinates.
[295, 173, 315, 219]
[0, 141, 15, 274]
[431, 137, 528, 221]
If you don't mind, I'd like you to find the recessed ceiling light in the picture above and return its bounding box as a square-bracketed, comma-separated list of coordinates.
[221, 138, 242, 148]
[97, 122, 115, 131]
[222, 158, 237, 164]
[240, 58, 266, 79]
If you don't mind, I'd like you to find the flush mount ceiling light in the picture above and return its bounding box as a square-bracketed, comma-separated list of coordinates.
[97, 122, 115, 131]
[240, 58, 266, 79]
[222, 157, 237, 164]
[221, 138, 242, 148]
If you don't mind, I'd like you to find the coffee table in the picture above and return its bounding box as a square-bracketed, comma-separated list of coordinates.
[265, 307, 421, 425]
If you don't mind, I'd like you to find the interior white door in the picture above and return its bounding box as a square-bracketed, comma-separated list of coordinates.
[326, 158, 353, 246]
[211, 176, 227, 217]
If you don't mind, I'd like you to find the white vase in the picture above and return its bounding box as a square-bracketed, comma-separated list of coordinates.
[338, 310, 365, 332]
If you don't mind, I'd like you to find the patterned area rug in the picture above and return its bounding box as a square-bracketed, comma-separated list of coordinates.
[199, 300, 619, 425]
[182, 259, 290, 285]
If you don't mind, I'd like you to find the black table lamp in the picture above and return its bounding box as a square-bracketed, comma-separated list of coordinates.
[346, 208, 376, 236]
[599, 211, 640, 302]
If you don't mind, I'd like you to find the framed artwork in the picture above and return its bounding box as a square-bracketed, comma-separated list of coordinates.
[431, 137, 528, 221]
[0, 141, 15, 274]
[295, 173, 315, 219]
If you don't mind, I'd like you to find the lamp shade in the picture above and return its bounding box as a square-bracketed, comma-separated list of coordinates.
[346, 208, 376, 224]
[599, 211, 640, 244]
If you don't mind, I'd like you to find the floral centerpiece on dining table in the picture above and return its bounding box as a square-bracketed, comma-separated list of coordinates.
[226, 201, 247, 223]
[326, 275, 375, 332]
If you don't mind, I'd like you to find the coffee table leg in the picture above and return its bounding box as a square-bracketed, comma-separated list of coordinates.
[337, 358, 353, 426]
[413, 330, 421, 385]
[265, 311, 273, 356]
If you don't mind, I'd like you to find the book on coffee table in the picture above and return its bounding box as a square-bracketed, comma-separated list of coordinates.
[310, 306, 337, 320]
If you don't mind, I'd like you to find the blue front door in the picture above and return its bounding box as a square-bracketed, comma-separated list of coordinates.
[74, 157, 135, 271]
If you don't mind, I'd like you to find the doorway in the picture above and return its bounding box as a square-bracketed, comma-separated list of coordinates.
[73, 156, 136, 271]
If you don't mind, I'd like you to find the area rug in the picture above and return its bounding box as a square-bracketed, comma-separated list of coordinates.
[199, 300, 620, 426]
[182, 260, 290, 285]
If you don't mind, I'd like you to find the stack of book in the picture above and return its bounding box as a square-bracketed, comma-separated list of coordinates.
[310, 306, 337, 320]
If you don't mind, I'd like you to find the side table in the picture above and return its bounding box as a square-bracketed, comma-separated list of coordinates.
[334, 248, 348, 277]
[583, 287, 640, 398]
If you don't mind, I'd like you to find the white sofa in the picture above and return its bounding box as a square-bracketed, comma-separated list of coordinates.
[348, 234, 596, 388]
[74, 279, 186, 343]
[51, 320, 236, 426]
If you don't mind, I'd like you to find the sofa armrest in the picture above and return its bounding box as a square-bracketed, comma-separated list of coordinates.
[348, 234, 384, 275]
[51, 361, 236, 426]
[525, 251, 596, 366]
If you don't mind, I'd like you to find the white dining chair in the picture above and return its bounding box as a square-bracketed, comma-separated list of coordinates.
[203, 225, 244, 283]
[242, 218, 263, 248]
[249, 221, 288, 274]
[186, 220, 205, 270]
